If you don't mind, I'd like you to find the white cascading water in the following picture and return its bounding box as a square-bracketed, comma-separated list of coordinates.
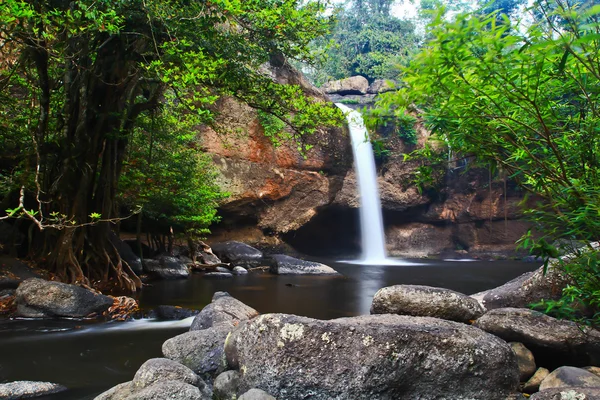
[337, 103, 389, 263]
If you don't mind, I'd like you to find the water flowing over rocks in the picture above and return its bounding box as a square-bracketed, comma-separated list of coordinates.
[15, 278, 113, 318]
[539, 366, 600, 391]
[0, 381, 67, 399]
[474, 308, 600, 367]
[370, 284, 484, 323]
[321, 76, 369, 95]
[211, 241, 264, 268]
[224, 313, 519, 399]
[190, 291, 259, 331]
[143, 256, 190, 279]
[267, 254, 339, 275]
[153, 305, 199, 321]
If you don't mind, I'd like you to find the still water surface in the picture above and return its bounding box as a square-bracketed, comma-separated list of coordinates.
[0, 258, 538, 399]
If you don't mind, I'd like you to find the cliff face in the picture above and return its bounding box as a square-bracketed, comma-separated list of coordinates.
[204, 73, 532, 258]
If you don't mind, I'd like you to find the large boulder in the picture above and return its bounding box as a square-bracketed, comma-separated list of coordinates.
[539, 366, 600, 391]
[163, 325, 231, 378]
[190, 292, 258, 331]
[213, 371, 241, 400]
[474, 308, 600, 367]
[322, 76, 369, 95]
[370, 285, 484, 323]
[367, 79, 397, 94]
[225, 313, 519, 399]
[531, 387, 600, 399]
[471, 262, 569, 311]
[143, 256, 189, 279]
[238, 389, 276, 400]
[0, 381, 67, 399]
[133, 358, 204, 389]
[211, 241, 263, 268]
[15, 278, 113, 318]
[268, 254, 339, 275]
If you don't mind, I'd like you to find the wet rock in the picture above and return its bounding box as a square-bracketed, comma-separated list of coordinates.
[215, 266, 231, 273]
[154, 305, 199, 321]
[510, 342, 537, 381]
[238, 388, 276, 400]
[211, 241, 263, 268]
[94, 381, 136, 400]
[190, 292, 258, 331]
[474, 308, 600, 367]
[0, 278, 20, 290]
[225, 313, 519, 399]
[471, 262, 569, 311]
[322, 76, 369, 95]
[204, 272, 233, 279]
[143, 256, 189, 279]
[214, 370, 241, 400]
[109, 232, 143, 275]
[0, 381, 67, 399]
[15, 278, 113, 318]
[268, 254, 338, 275]
[133, 358, 202, 389]
[539, 366, 600, 391]
[163, 325, 231, 378]
[130, 380, 206, 400]
[370, 285, 484, 323]
[367, 79, 397, 94]
[232, 266, 248, 275]
[523, 368, 550, 394]
[530, 387, 600, 399]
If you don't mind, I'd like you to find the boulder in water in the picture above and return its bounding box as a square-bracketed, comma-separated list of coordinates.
[190, 292, 258, 331]
[143, 256, 189, 279]
[370, 284, 484, 323]
[0, 381, 67, 399]
[153, 305, 199, 321]
[211, 241, 263, 268]
[15, 278, 113, 318]
[268, 254, 338, 275]
[225, 313, 519, 399]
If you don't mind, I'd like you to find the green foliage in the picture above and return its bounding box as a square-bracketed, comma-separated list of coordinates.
[257, 110, 289, 148]
[378, 0, 600, 323]
[395, 112, 418, 144]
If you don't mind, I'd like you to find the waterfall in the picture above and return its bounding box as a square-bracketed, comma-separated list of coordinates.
[337, 103, 388, 263]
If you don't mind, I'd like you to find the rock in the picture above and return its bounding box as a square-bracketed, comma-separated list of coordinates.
[163, 325, 231, 378]
[154, 305, 199, 321]
[471, 262, 569, 311]
[225, 313, 519, 399]
[214, 370, 241, 400]
[322, 76, 369, 95]
[585, 366, 600, 377]
[539, 366, 600, 391]
[204, 272, 233, 279]
[523, 368, 550, 394]
[0, 278, 20, 290]
[268, 254, 339, 275]
[15, 278, 113, 318]
[530, 387, 600, 399]
[474, 308, 600, 367]
[143, 256, 189, 279]
[215, 266, 231, 273]
[0, 381, 67, 399]
[190, 292, 258, 331]
[129, 380, 206, 400]
[510, 342, 537, 381]
[238, 388, 276, 400]
[232, 266, 248, 275]
[370, 284, 484, 323]
[133, 358, 202, 389]
[109, 232, 143, 275]
[211, 241, 263, 268]
[367, 79, 397, 94]
[94, 381, 136, 400]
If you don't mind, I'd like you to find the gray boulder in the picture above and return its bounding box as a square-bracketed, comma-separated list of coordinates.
[15, 278, 113, 318]
[143, 256, 189, 279]
[370, 285, 484, 323]
[367, 79, 397, 94]
[0, 381, 67, 399]
[190, 292, 258, 331]
[474, 308, 600, 366]
[510, 342, 536, 381]
[153, 305, 199, 321]
[232, 266, 248, 275]
[128, 380, 205, 400]
[268, 254, 338, 275]
[215, 266, 231, 273]
[95, 381, 136, 400]
[211, 241, 263, 268]
[133, 358, 202, 389]
[523, 368, 550, 394]
[163, 325, 231, 378]
[214, 370, 241, 400]
[531, 387, 600, 399]
[539, 366, 600, 391]
[322, 76, 369, 95]
[471, 262, 569, 311]
[238, 388, 276, 400]
[225, 313, 519, 399]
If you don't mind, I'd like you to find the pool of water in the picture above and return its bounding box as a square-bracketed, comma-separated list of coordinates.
[0, 258, 538, 399]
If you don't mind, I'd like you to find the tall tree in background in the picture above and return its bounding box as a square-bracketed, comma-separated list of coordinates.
[0, 0, 341, 291]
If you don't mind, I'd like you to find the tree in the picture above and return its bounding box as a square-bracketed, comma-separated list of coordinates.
[377, 0, 600, 323]
[0, 0, 342, 291]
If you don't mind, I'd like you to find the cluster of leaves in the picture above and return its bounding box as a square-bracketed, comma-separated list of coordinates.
[377, 0, 600, 323]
